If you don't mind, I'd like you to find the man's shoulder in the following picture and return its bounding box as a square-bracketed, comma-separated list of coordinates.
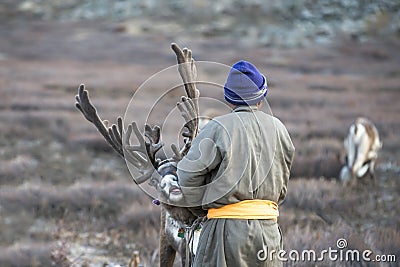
[253, 112, 287, 129]
[203, 112, 235, 127]
[210, 112, 286, 128]
[204, 111, 290, 134]
[270, 115, 288, 130]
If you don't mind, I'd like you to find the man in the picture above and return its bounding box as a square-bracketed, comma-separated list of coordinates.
[177, 60, 295, 267]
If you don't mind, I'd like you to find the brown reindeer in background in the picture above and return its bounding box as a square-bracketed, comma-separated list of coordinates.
[340, 117, 382, 184]
[75, 44, 202, 267]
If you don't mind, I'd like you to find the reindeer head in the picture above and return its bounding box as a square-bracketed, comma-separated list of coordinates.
[75, 43, 199, 204]
[155, 161, 182, 202]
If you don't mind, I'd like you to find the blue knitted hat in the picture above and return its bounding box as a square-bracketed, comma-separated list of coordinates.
[224, 60, 268, 106]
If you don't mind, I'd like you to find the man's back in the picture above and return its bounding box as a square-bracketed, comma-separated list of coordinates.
[178, 106, 294, 209]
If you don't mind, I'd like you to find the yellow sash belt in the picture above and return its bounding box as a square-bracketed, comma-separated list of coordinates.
[207, 199, 279, 220]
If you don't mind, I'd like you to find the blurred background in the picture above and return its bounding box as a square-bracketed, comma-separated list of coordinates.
[0, 0, 399, 266]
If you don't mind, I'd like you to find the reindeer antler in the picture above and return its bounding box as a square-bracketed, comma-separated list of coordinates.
[75, 84, 124, 156]
[171, 43, 199, 99]
[75, 44, 200, 183]
[124, 122, 163, 183]
[75, 84, 163, 184]
[170, 43, 200, 160]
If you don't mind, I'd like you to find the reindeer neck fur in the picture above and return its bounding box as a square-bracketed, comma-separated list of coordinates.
[162, 203, 196, 226]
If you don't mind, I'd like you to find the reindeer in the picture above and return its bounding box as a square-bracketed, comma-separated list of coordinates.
[75, 44, 202, 267]
[340, 117, 382, 184]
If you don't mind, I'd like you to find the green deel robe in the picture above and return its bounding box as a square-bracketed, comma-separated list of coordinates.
[177, 106, 295, 267]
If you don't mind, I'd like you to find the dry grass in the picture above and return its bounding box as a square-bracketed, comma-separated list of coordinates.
[0, 182, 147, 218]
[0, 243, 54, 267]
